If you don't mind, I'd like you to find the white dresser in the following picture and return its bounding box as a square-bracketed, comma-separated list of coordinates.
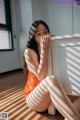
[48, 34, 80, 96]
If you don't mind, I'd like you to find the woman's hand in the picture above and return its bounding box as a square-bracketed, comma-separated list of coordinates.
[40, 34, 53, 53]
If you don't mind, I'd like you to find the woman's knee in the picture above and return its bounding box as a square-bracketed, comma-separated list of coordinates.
[45, 75, 57, 85]
[46, 75, 56, 80]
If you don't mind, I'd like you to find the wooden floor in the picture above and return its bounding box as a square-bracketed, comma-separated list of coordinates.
[0, 70, 64, 120]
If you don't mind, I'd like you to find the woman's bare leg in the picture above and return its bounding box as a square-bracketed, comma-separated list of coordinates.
[26, 75, 80, 120]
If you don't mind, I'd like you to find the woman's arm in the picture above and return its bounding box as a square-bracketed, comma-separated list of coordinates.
[24, 35, 50, 81]
[37, 35, 49, 80]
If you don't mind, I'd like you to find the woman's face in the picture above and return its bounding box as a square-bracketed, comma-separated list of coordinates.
[34, 24, 49, 44]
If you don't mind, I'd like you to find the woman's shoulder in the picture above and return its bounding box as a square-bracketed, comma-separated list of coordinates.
[24, 48, 37, 56]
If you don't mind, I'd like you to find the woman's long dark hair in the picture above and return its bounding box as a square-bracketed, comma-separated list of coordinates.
[23, 20, 50, 77]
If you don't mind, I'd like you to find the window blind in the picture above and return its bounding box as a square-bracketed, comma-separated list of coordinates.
[0, 0, 13, 50]
[0, 0, 6, 24]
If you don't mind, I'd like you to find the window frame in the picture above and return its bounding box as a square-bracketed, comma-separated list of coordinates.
[0, 0, 14, 51]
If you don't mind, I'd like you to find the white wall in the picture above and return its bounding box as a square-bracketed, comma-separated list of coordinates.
[73, 3, 80, 33]
[32, 0, 73, 35]
[15, 0, 33, 67]
[32, 0, 80, 35]
[32, 0, 49, 24]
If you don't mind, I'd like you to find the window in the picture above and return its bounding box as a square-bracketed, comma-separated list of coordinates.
[0, 0, 13, 51]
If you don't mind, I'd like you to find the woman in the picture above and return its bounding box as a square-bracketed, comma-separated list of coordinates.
[23, 20, 80, 120]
